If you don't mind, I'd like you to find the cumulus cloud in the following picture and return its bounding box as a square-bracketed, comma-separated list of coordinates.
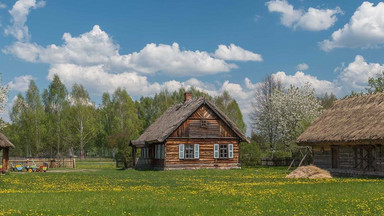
[297, 63, 309, 71]
[272, 55, 384, 96]
[47, 64, 222, 97]
[337, 55, 384, 91]
[4, 25, 250, 76]
[320, 2, 384, 51]
[4, 0, 45, 41]
[266, 0, 342, 31]
[7, 75, 33, 92]
[213, 44, 263, 62]
[273, 71, 341, 95]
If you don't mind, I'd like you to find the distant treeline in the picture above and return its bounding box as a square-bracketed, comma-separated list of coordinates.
[5, 75, 246, 162]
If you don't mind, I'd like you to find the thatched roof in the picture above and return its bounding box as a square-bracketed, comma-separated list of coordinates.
[131, 97, 249, 146]
[0, 132, 15, 149]
[297, 93, 384, 145]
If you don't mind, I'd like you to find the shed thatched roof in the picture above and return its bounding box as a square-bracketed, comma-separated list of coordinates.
[297, 93, 384, 145]
[131, 97, 249, 146]
[0, 132, 15, 149]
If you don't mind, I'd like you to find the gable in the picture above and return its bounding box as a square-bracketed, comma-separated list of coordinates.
[170, 104, 237, 138]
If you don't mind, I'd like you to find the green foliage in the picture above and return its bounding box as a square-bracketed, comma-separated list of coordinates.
[68, 84, 98, 158]
[367, 71, 384, 94]
[343, 90, 365, 99]
[106, 88, 142, 167]
[7, 76, 248, 165]
[214, 91, 246, 133]
[317, 92, 337, 109]
[240, 141, 261, 166]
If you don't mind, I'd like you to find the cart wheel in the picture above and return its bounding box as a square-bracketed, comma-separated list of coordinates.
[28, 169, 32, 173]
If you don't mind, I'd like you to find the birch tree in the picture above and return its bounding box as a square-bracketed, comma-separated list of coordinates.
[24, 80, 46, 156]
[69, 84, 98, 159]
[42, 75, 68, 157]
[250, 75, 282, 159]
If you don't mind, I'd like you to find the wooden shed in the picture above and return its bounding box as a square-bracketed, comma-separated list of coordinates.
[130, 93, 249, 170]
[0, 132, 15, 173]
[297, 93, 384, 176]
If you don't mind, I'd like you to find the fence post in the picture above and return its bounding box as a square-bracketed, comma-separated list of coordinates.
[73, 158, 76, 169]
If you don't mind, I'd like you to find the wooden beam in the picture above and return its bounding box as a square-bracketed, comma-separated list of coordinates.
[2, 147, 9, 173]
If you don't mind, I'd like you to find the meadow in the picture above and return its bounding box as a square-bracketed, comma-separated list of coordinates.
[0, 162, 383, 216]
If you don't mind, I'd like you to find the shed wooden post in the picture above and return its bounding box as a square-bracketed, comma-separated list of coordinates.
[132, 146, 136, 167]
[2, 147, 9, 173]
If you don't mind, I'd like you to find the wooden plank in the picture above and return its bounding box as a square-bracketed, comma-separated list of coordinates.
[2, 148, 9, 173]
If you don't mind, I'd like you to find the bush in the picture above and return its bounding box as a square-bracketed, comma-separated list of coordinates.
[240, 141, 261, 167]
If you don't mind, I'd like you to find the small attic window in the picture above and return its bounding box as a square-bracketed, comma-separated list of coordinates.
[201, 120, 207, 128]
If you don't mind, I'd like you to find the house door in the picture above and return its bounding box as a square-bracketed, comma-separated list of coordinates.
[331, 147, 338, 168]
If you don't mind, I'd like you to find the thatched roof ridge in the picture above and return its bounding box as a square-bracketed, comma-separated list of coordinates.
[297, 93, 384, 145]
[131, 97, 249, 146]
[0, 132, 15, 149]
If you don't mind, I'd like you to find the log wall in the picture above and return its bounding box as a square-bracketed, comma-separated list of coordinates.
[312, 145, 332, 169]
[312, 144, 384, 173]
[165, 138, 240, 169]
[170, 105, 236, 138]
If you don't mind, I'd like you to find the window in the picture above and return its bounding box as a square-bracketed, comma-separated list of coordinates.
[220, 144, 228, 158]
[155, 144, 165, 159]
[214, 144, 234, 159]
[140, 147, 149, 158]
[179, 144, 199, 159]
[185, 144, 194, 159]
[201, 120, 207, 127]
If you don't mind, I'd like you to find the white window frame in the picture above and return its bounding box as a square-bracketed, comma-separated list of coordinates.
[179, 144, 200, 159]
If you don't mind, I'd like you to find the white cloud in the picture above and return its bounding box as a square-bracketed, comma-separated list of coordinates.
[266, 0, 342, 31]
[127, 42, 237, 75]
[320, 2, 384, 51]
[7, 75, 33, 92]
[4, 25, 244, 76]
[4, 0, 45, 41]
[297, 63, 309, 71]
[214, 44, 263, 62]
[47, 64, 222, 97]
[0, 2, 7, 9]
[337, 55, 384, 91]
[273, 71, 341, 95]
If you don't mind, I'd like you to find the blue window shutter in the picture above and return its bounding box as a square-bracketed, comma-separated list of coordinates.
[194, 144, 199, 159]
[179, 144, 184, 159]
[214, 144, 219, 159]
[229, 144, 234, 159]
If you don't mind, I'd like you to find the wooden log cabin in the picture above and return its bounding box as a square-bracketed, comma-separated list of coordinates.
[0, 132, 15, 173]
[297, 93, 384, 176]
[130, 93, 249, 170]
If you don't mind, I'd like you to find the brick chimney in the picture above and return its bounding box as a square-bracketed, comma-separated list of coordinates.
[184, 92, 192, 102]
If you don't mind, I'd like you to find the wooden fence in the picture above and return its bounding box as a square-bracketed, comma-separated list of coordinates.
[261, 157, 311, 167]
[9, 157, 76, 168]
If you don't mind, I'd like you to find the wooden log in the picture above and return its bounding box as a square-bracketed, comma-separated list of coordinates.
[2, 147, 9, 173]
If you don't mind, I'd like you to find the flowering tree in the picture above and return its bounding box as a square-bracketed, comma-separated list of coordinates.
[251, 79, 322, 159]
[270, 83, 322, 151]
[0, 76, 8, 130]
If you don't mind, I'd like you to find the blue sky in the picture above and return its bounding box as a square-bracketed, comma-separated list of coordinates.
[1, 0, 384, 133]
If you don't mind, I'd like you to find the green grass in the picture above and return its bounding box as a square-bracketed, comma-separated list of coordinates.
[0, 165, 383, 216]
